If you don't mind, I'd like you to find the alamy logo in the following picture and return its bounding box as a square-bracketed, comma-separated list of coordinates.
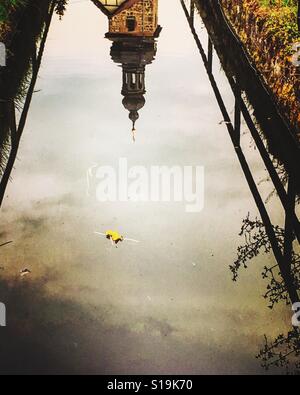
[87, 158, 205, 213]
[292, 42, 300, 67]
[292, 302, 300, 327]
[0, 303, 6, 327]
[0, 42, 6, 67]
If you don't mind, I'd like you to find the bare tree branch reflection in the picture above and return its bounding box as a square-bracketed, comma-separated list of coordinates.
[231, 214, 300, 309]
[256, 328, 300, 374]
[231, 212, 300, 373]
[55, 0, 68, 19]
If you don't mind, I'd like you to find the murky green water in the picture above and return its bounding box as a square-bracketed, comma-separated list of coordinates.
[0, 0, 299, 374]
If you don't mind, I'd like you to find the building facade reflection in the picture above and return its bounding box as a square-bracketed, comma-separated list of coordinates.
[93, 0, 162, 140]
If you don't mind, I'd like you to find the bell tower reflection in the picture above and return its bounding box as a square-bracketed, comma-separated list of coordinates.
[92, 0, 162, 141]
[110, 37, 159, 141]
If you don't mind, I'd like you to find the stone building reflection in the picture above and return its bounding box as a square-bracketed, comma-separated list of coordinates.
[92, 0, 162, 141]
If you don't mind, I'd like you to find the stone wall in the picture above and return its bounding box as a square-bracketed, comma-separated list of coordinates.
[109, 0, 158, 36]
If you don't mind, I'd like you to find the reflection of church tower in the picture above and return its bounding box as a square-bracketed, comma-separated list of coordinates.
[110, 38, 159, 140]
[92, 0, 161, 140]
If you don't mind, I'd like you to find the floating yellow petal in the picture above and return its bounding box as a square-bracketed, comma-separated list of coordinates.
[106, 230, 123, 242]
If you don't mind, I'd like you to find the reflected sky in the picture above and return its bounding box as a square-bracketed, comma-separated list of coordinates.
[0, 0, 295, 374]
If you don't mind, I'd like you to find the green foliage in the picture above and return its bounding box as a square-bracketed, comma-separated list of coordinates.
[0, 0, 26, 23]
[259, 0, 299, 40]
[260, 0, 297, 7]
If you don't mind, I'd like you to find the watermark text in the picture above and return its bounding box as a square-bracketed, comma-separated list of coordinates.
[0, 303, 6, 327]
[292, 302, 300, 327]
[292, 42, 300, 67]
[87, 158, 205, 213]
[0, 42, 6, 67]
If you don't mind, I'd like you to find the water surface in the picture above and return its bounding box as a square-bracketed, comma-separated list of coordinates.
[0, 0, 297, 374]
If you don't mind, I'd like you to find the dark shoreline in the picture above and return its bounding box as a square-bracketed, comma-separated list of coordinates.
[195, 0, 300, 187]
[218, 0, 300, 139]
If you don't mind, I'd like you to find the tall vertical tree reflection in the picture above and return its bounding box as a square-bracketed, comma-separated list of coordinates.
[182, 0, 300, 374]
[0, 0, 68, 207]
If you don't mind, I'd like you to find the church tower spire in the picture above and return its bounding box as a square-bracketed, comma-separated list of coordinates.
[93, 0, 161, 139]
